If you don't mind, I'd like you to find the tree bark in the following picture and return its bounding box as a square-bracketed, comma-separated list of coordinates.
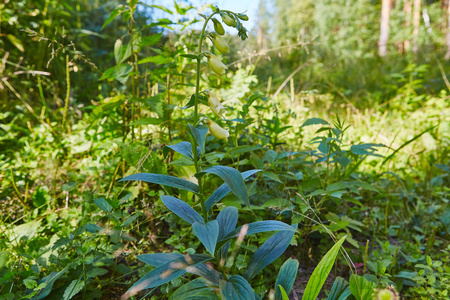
[412, 0, 421, 52]
[379, 0, 392, 57]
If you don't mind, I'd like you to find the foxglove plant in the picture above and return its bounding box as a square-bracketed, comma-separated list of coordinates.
[120, 6, 300, 300]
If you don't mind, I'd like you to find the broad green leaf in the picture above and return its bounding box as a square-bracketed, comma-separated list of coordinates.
[184, 263, 222, 284]
[99, 64, 132, 84]
[262, 171, 282, 183]
[35, 267, 68, 300]
[205, 170, 261, 211]
[94, 198, 113, 213]
[101, 6, 123, 30]
[119, 173, 199, 194]
[164, 141, 200, 160]
[138, 55, 171, 65]
[7, 34, 24, 52]
[193, 221, 219, 255]
[63, 279, 85, 300]
[161, 195, 204, 225]
[219, 275, 255, 300]
[128, 117, 162, 126]
[350, 143, 385, 157]
[243, 225, 297, 280]
[126, 254, 212, 295]
[301, 118, 329, 128]
[217, 207, 238, 240]
[140, 33, 162, 47]
[278, 285, 290, 300]
[327, 277, 351, 300]
[188, 124, 209, 154]
[349, 275, 375, 300]
[275, 258, 299, 300]
[222, 220, 297, 241]
[197, 166, 249, 207]
[11, 220, 41, 243]
[170, 278, 219, 300]
[302, 236, 346, 300]
[138, 253, 183, 267]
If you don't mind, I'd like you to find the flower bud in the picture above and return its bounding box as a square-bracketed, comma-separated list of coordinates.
[212, 18, 225, 35]
[221, 14, 236, 27]
[205, 119, 229, 140]
[204, 53, 228, 75]
[211, 34, 229, 54]
[205, 90, 225, 117]
[237, 13, 249, 21]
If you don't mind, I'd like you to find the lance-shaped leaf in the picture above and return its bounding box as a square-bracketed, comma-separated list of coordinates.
[137, 253, 183, 267]
[205, 170, 261, 212]
[197, 166, 249, 207]
[164, 141, 201, 160]
[219, 275, 255, 300]
[119, 173, 199, 194]
[222, 221, 296, 242]
[193, 221, 219, 256]
[125, 254, 212, 297]
[326, 277, 351, 300]
[302, 236, 347, 300]
[243, 224, 297, 280]
[161, 195, 204, 225]
[170, 278, 219, 300]
[185, 263, 222, 285]
[188, 124, 209, 154]
[217, 207, 238, 240]
[275, 258, 299, 300]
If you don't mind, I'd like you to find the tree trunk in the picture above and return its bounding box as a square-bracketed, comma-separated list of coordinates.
[404, 0, 412, 52]
[445, 0, 450, 59]
[379, 0, 392, 57]
[412, 0, 421, 52]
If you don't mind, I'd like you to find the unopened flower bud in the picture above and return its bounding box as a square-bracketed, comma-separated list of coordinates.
[205, 119, 229, 140]
[204, 53, 228, 75]
[211, 34, 229, 54]
[221, 14, 236, 27]
[237, 13, 249, 21]
[212, 18, 225, 35]
[205, 90, 225, 117]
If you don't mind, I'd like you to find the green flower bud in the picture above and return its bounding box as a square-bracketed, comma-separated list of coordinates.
[212, 18, 225, 35]
[211, 34, 229, 54]
[221, 13, 236, 27]
[205, 119, 229, 140]
[237, 13, 249, 21]
[204, 53, 228, 75]
[205, 90, 226, 117]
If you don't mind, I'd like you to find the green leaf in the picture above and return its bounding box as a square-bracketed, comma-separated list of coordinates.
[161, 195, 204, 225]
[119, 173, 199, 194]
[6, 34, 24, 52]
[138, 55, 171, 65]
[243, 225, 297, 280]
[302, 236, 346, 300]
[225, 145, 263, 158]
[301, 118, 329, 127]
[183, 263, 222, 284]
[140, 33, 162, 47]
[217, 207, 238, 240]
[164, 141, 200, 160]
[63, 279, 85, 300]
[262, 171, 282, 183]
[188, 124, 209, 154]
[126, 254, 213, 295]
[222, 221, 297, 241]
[197, 166, 249, 207]
[138, 253, 183, 267]
[350, 143, 385, 156]
[128, 117, 162, 126]
[193, 221, 219, 255]
[99, 64, 133, 84]
[114, 38, 123, 64]
[326, 277, 351, 300]
[219, 275, 255, 300]
[170, 278, 219, 300]
[94, 198, 113, 213]
[180, 54, 199, 60]
[101, 6, 123, 30]
[278, 285, 290, 300]
[205, 170, 261, 212]
[349, 275, 375, 300]
[275, 258, 299, 300]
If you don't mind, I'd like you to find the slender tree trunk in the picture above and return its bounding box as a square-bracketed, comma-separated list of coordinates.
[404, 0, 412, 51]
[412, 0, 421, 52]
[445, 0, 450, 59]
[379, 0, 392, 57]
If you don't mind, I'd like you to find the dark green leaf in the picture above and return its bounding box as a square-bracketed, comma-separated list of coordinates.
[101, 6, 123, 30]
[275, 258, 299, 300]
[243, 224, 297, 280]
[184, 263, 222, 284]
[188, 124, 209, 154]
[119, 173, 199, 193]
[193, 221, 219, 255]
[222, 221, 297, 241]
[349, 275, 375, 300]
[180, 54, 198, 60]
[164, 141, 200, 160]
[94, 198, 113, 213]
[138, 253, 183, 267]
[217, 207, 238, 240]
[161, 195, 204, 225]
[302, 236, 346, 300]
[219, 275, 255, 300]
[35, 267, 68, 300]
[170, 278, 219, 300]
[140, 33, 162, 47]
[301, 118, 329, 127]
[327, 277, 351, 300]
